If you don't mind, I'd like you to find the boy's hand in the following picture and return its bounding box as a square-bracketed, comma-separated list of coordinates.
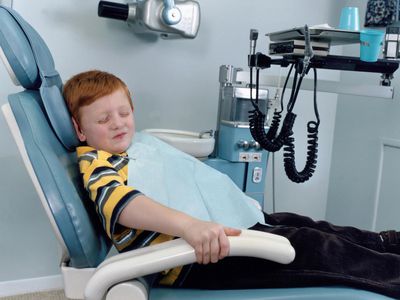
[182, 220, 241, 264]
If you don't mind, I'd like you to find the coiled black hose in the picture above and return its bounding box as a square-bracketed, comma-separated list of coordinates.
[248, 64, 295, 152]
[283, 120, 319, 183]
[249, 109, 296, 152]
[283, 67, 320, 183]
[248, 60, 320, 183]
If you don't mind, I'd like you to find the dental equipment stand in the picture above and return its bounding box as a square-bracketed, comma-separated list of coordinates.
[204, 65, 269, 208]
[205, 26, 400, 200]
[240, 27, 400, 183]
[201, 57, 399, 207]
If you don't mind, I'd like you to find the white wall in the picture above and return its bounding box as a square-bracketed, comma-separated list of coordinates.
[0, 0, 343, 295]
[327, 0, 400, 231]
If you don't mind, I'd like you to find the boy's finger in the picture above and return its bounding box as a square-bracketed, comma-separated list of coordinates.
[224, 227, 242, 236]
[210, 237, 220, 263]
[202, 241, 210, 264]
[195, 245, 203, 264]
[218, 232, 230, 259]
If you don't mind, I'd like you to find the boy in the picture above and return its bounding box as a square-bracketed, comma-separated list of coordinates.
[64, 70, 400, 297]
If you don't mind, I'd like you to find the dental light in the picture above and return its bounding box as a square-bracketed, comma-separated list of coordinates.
[98, 0, 200, 39]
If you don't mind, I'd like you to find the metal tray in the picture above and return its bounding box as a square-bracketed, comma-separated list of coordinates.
[267, 27, 360, 45]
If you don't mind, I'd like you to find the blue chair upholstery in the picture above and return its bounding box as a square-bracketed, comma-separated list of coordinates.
[7, 90, 111, 268]
[0, 5, 78, 150]
[0, 4, 395, 300]
[0, 5, 110, 268]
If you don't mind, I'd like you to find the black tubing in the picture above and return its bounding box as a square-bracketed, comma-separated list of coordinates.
[283, 120, 319, 183]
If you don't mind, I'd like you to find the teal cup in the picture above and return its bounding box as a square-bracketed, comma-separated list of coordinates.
[339, 7, 360, 31]
[360, 29, 384, 62]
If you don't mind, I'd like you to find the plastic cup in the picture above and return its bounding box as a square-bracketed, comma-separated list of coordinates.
[339, 7, 360, 31]
[360, 29, 385, 62]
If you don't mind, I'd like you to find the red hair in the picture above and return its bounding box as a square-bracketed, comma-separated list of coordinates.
[63, 70, 132, 121]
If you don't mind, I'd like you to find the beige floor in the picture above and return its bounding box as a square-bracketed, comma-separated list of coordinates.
[0, 290, 68, 300]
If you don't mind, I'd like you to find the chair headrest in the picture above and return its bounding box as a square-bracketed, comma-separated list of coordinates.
[0, 8, 39, 88]
[0, 5, 79, 151]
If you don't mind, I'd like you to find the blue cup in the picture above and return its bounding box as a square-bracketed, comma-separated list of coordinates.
[360, 29, 384, 62]
[339, 7, 360, 31]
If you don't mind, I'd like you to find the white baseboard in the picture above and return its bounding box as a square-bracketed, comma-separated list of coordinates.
[0, 274, 63, 297]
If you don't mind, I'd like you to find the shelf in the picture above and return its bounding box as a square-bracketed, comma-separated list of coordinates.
[276, 55, 399, 75]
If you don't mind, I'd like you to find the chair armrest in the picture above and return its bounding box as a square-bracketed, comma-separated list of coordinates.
[85, 229, 295, 300]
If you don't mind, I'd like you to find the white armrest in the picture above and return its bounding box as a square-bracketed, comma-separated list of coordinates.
[85, 230, 295, 300]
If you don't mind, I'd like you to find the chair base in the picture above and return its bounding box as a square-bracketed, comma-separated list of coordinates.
[61, 263, 95, 300]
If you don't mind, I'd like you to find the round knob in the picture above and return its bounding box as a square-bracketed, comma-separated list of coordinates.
[250, 140, 261, 150]
[162, 7, 182, 25]
[237, 140, 250, 150]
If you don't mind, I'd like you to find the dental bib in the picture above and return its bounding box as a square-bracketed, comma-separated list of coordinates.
[127, 132, 266, 229]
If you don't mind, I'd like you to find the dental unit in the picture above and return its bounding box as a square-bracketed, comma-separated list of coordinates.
[236, 25, 398, 183]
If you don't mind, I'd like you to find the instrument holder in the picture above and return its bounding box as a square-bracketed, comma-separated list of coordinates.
[248, 53, 399, 85]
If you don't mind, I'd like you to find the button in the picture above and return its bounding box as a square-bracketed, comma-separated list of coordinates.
[239, 152, 250, 162]
[251, 153, 262, 162]
[252, 167, 262, 183]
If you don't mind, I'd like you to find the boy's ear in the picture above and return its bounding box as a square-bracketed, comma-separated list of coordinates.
[72, 117, 87, 142]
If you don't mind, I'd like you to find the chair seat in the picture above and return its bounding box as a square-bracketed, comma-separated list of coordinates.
[151, 286, 394, 300]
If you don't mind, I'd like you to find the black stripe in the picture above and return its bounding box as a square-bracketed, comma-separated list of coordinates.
[77, 150, 98, 164]
[95, 180, 120, 207]
[87, 166, 119, 192]
[110, 189, 142, 236]
[107, 155, 129, 171]
[91, 165, 117, 177]
[121, 231, 161, 252]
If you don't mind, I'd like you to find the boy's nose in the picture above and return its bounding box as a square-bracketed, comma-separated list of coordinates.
[110, 116, 123, 129]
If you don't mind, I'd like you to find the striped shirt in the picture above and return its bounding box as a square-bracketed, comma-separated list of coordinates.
[77, 146, 182, 285]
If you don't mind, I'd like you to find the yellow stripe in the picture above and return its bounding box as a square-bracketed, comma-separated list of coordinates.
[78, 160, 91, 173]
[97, 150, 112, 161]
[150, 235, 182, 285]
[114, 229, 144, 251]
[89, 173, 125, 200]
[158, 266, 184, 286]
[120, 165, 129, 181]
[76, 146, 95, 157]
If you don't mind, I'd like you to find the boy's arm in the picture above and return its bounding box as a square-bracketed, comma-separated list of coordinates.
[78, 149, 241, 264]
[118, 194, 241, 264]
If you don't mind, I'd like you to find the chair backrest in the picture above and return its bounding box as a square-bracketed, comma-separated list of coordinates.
[0, 5, 112, 268]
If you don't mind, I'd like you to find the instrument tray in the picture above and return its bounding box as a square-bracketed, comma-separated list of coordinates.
[267, 26, 360, 45]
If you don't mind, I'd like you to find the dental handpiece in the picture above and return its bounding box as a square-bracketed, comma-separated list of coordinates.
[302, 24, 314, 77]
[249, 29, 258, 55]
[249, 29, 259, 67]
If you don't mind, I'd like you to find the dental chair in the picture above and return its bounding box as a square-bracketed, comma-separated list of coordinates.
[0, 5, 395, 300]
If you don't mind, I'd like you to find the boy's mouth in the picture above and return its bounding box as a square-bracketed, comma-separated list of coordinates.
[113, 132, 126, 140]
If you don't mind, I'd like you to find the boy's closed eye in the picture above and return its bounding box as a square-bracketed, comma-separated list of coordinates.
[97, 115, 110, 124]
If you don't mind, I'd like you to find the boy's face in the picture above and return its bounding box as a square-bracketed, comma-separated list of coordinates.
[73, 88, 135, 154]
